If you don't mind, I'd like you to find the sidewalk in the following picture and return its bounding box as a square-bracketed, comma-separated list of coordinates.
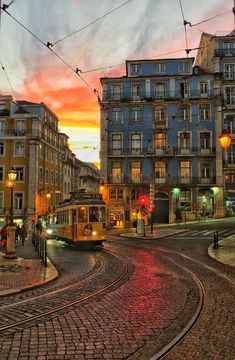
[0, 238, 58, 296]
[0, 223, 233, 297]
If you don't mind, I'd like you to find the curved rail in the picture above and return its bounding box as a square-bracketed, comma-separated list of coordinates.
[107, 239, 235, 359]
[0, 249, 129, 332]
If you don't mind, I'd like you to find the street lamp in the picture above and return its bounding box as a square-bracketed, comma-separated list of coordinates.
[219, 129, 232, 149]
[219, 129, 232, 218]
[5, 168, 17, 259]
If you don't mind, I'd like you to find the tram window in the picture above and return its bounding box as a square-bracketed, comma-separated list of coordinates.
[99, 207, 106, 222]
[89, 207, 99, 222]
[77, 207, 87, 222]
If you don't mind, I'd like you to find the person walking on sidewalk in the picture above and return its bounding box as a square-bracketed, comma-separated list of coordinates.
[19, 224, 27, 246]
[0, 225, 7, 248]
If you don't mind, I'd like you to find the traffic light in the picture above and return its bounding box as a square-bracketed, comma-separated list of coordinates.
[31, 215, 36, 222]
[138, 195, 149, 207]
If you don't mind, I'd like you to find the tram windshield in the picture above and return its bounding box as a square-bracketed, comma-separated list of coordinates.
[89, 207, 99, 222]
[77, 207, 88, 222]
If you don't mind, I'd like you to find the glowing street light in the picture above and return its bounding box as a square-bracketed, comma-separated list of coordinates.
[219, 129, 232, 149]
[5, 168, 17, 259]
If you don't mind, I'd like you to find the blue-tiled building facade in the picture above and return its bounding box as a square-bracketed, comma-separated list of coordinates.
[100, 55, 224, 227]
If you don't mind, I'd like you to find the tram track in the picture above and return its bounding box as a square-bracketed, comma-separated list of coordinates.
[107, 239, 235, 359]
[0, 249, 130, 334]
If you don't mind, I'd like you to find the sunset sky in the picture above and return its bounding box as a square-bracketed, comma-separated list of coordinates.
[0, 0, 234, 166]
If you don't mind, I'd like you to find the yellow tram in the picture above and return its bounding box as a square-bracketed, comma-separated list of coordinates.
[53, 191, 106, 247]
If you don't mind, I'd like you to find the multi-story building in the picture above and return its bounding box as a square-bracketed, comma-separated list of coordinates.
[0, 95, 99, 228]
[100, 57, 224, 227]
[196, 30, 235, 214]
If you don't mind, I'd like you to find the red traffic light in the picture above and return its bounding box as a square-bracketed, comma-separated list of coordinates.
[138, 195, 149, 206]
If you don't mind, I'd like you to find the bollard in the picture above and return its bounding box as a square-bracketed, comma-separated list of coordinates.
[213, 231, 219, 249]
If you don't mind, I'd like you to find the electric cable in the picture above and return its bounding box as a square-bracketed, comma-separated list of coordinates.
[51, 0, 133, 47]
[184, 10, 231, 28]
[0, 5, 98, 96]
[0, 59, 15, 96]
[179, 0, 189, 56]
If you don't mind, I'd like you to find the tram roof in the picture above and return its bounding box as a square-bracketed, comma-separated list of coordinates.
[57, 192, 106, 208]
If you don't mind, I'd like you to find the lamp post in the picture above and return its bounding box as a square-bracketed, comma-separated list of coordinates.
[5, 168, 17, 259]
[219, 129, 232, 217]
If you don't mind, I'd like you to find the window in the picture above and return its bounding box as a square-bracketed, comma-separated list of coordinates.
[15, 120, 25, 135]
[131, 188, 141, 200]
[45, 169, 49, 183]
[180, 82, 189, 98]
[0, 166, 3, 181]
[51, 170, 54, 184]
[180, 189, 191, 211]
[180, 161, 191, 180]
[155, 63, 165, 73]
[45, 147, 49, 160]
[224, 115, 235, 134]
[89, 207, 99, 222]
[0, 120, 5, 134]
[111, 133, 122, 155]
[15, 167, 24, 181]
[200, 132, 211, 150]
[154, 105, 167, 124]
[179, 62, 190, 73]
[0, 192, 3, 209]
[155, 83, 165, 99]
[131, 63, 141, 75]
[130, 133, 141, 154]
[131, 161, 141, 183]
[223, 41, 234, 56]
[14, 192, 23, 210]
[131, 106, 141, 122]
[224, 64, 234, 80]
[0, 142, 4, 156]
[179, 105, 190, 121]
[200, 81, 209, 96]
[15, 142, 24, 156]
[132, 83, 141, 100]
[111, 107, 122, 124]
[201, 161, 211, 179]
[154, 132, 166, 149]
[113, 84, 121, 100]
[155, 161, 166, 179]
[225, 86, 235, 105]
[227, 144, 235, 164]
[39, 168, 43, 182]
[111, 161, 122, 182]
[109, 188, 123, 199]
[199, 103, 210, 120]
[179, 132, 190, 149]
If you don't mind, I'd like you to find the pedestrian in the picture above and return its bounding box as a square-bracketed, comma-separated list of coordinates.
[0, 225, 7, 248]
[36, 220, 42, 235]
[19, 225, 27, 246]
[15, 225, 20, 242]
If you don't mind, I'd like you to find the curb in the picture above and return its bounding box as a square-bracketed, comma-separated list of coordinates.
[0, 258, 59, 297]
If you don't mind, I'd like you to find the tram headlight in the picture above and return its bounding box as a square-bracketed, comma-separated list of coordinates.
[46, 229, 53, 235]
[92, 231, 97, 236]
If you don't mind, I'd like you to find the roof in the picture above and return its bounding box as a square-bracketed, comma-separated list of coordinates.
[17, 100, 40, 106]
[14, 106, 29, 114]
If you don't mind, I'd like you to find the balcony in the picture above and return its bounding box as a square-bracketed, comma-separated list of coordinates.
[153, 119, 168, 129]
[101, 89, 220, 102]
[214, 48, 235, 57]
[0, 109, 10, 116]
[196, 147, 215, 156]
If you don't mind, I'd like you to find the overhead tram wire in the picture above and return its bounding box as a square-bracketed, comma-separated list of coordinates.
[51, 0, 134, 47]
[178, 0, 189, 57]
[0, 0, 16, 14]
[0, 5, 98, 97]
[183, 10, 231, 28]
[0, 60, 15, 96]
